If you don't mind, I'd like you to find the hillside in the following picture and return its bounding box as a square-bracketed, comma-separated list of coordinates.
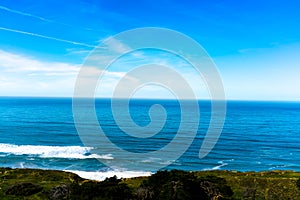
[1, 168, 300, 199]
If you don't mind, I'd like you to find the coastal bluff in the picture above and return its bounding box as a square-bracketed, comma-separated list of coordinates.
[1, 168, 300, 199]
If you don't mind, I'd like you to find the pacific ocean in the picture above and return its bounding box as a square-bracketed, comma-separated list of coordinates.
[0, 97, 300, 180]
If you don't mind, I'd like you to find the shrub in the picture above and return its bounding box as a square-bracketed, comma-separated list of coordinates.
[136, 170, 233, 200]
[70, 176, 133, 200]
[296, 178, 300, 190]
[5, 182, 43, 196]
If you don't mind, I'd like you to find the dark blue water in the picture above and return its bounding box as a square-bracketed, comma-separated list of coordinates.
[0, 97, 300, 179]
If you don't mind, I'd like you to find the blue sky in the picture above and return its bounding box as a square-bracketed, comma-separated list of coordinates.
[0, 0, 299, 100]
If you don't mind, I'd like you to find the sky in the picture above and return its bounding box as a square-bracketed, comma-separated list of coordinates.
[0, 0, 299, 100]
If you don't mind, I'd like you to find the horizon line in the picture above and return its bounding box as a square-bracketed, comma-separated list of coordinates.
[0, 95, 299, 103]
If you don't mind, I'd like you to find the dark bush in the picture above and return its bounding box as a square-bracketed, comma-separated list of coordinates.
[137, 170, 233, 200]
[199, 175, 233, 199]
[138, 170, 208, 200]
[5, 182, 43, 196]
[296, 178, 300, 190]
[70, 175, 133, 200]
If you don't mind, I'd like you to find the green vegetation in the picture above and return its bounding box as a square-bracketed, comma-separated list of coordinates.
[1, 168, 300, 199]
[0, 168, 82, 199]
[135, 170, 233, 199]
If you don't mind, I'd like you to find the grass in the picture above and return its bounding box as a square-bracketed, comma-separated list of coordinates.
[1, 168, 300, 199]
[0, 168, 82, 199]
[194, 170, 300, 199]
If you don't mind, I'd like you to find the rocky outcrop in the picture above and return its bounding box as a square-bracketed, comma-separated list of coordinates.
[48, 184, 71, 200]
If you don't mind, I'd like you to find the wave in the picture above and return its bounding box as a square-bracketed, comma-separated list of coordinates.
[211, 160, 228, 170]
[203, 159, 234, 171]
[65, 170, 152, 181]
[0, 143, 113, 160]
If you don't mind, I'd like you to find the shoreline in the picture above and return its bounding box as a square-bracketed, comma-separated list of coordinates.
[64, 169, 152, 181]
[1, 167, 300, 199]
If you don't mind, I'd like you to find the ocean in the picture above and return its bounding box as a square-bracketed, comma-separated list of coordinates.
[0, 97, 300, 180]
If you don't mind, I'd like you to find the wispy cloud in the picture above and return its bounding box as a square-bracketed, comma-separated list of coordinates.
[0, 26, 96, 48]
[0, 5, 102, 32]
[0, 5, 51, 22]
[0, 49, 79, 75]
[0, 49, 80, 96]
[0, 40, 209, 98]
[103, 37, 132, 54]
[0, 50, 135, 97]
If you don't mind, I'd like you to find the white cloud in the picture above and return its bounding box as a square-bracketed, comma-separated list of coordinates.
[0, 48, 212, 99]
[0, 50, 81, 96]
[103, 37, 132, 54]
[0, 49, 142, 97]
[0, 49, 79, 74]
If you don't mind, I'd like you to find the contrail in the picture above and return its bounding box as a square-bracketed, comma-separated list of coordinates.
[0, 5, 102, 32]
[0, 5, 50, 22]
[0, 26, 96, 48]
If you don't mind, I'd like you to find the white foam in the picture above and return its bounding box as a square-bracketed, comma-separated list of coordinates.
[203, 160, 229, 171]
[66, 170, 152, 181]
[0, 143, 113, 160]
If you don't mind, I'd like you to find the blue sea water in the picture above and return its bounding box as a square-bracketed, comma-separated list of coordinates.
[0, 97, 300, 180]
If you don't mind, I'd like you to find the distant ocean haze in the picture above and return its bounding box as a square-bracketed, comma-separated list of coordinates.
[0, 97, 300, 180]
